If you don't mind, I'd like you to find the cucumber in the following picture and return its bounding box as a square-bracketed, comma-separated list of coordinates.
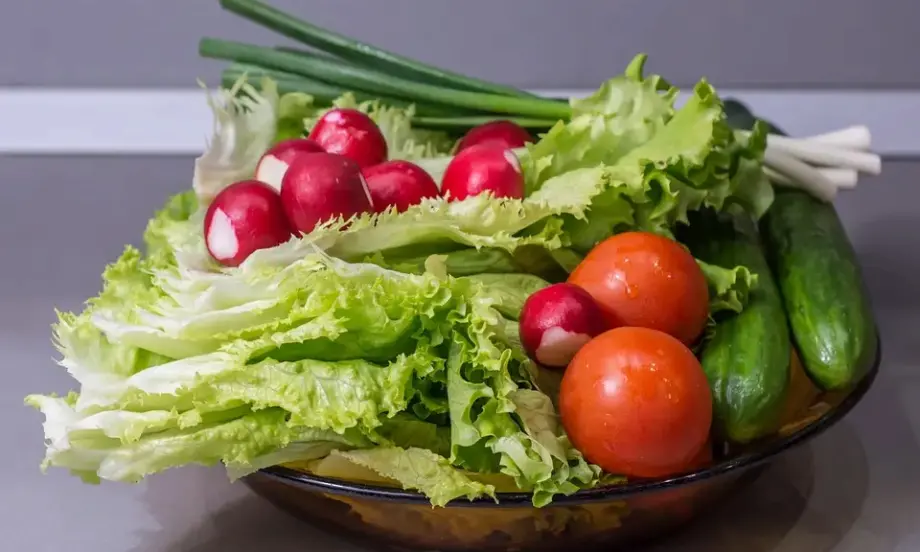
[760, 190, 878, 390]
[721, 99, 877, 390]
[683, 213, 791, 443]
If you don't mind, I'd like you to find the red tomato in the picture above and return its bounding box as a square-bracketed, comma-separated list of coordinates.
[567, 231, 709, 345]
[559, 327, 713, 479]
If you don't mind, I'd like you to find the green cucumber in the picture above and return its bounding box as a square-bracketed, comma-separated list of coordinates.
[684, 213, 791, 443]
[760, 190, 877, 390]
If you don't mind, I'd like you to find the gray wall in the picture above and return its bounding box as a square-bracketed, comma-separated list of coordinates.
[3, 0, 917, 89]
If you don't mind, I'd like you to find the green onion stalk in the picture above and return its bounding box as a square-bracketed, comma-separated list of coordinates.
[202, 0, 576, 131]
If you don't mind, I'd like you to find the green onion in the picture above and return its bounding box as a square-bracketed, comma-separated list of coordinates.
[412, 116, 556, 131]
[200, 38, 573, 120]
[222, 64, 465, 117]
[218, 0, 535, 98]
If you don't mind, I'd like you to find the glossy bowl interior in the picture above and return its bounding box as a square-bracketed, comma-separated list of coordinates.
[245, 341, 880, 552]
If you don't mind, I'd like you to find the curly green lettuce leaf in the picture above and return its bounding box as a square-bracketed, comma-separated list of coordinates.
[460, 273, 550, 320]
[521, 54, 679, 194]
[222, 195, 572, 274]
[29, 253, 564, 504]
[84, 349, 434, 433]
[84, 250, 471, 363]
[48, 247, 175, 396]
[52, 251, 475, 410]
[329, 448, 495, 506]
[142, 190, 197, 259]
[507, 389, 601, 505]
[193, 77, 279, 206]
[370, 249, 522, 277]
[25, 398, 333, 484]
[141, 190, 214, 271]
[696, 260, 757, 315]
[274, 91, 323, 143]
[536, 81, 772, 254]
[445, 337, 599, 506]
[376, 414, 451, 458]
[225, 438, 364, 481]
[37, 334, 440, 438]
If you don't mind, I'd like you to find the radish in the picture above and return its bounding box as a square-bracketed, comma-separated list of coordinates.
[456, 120, 534, 153]
[519, 283, 608, 368]
[362, 160, 440, 213]
[280, 152, 374, 234]
[204, 180, 292, 267]
[254, 138, 325, 191]
[307, 108, 388, 169]
[441, 144, 525, 202]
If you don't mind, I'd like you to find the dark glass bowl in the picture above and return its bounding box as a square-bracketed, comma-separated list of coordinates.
[245, 341, 880, 552]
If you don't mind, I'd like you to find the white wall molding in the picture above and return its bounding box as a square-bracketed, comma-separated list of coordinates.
[1, 88, 917, 155]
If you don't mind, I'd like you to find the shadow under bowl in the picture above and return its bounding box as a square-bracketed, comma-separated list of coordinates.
[244, 340, 880, 552]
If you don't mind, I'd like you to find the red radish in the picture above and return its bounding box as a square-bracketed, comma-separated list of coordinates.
[255, 138, 325, 191]
[456, 120, 534, 153]
[204, 180, 292, 267]
[307, 108, 388, 169]
[441, 145, 525, 202]
[362, 160, 440, 213]
[519, 283, 608, 368]
[280, 152, 374, 234]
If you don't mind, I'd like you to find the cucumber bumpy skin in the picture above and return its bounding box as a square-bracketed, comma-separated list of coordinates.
[686, 214, 792, 444]
[760, 190, 878, 390]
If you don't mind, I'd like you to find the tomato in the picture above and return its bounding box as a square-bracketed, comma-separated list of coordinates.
[567, 231, 709, 345]
[559, 327, 713, 479]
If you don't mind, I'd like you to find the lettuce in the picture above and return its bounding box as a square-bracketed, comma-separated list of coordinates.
[27, 249, 597, 505]
[192, 78, 279, 206]
[327, 448, 495, 507]
[521, 54, 678, 193]
[697, 260, 757, 315]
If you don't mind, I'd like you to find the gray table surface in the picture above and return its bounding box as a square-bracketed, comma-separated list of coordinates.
[2, 155, 918, 552]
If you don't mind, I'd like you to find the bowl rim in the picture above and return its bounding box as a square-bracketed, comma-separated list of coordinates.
[257, 338, 880, 507]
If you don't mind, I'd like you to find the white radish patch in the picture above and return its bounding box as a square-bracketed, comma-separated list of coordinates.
[323, 109, 346, 124]
[255, 138, 325, 191]
[254, 155, 291, 191]
[535, 327, 593, 367]
[503, 149, 522, 174]
[359, 174, 374, 207]
[205, 208, 239, 260]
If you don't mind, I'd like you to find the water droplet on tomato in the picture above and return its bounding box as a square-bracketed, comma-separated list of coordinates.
[612, 270, 639, 299]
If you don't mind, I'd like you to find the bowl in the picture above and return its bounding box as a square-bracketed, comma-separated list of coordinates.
[244, 340, 880, 552]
